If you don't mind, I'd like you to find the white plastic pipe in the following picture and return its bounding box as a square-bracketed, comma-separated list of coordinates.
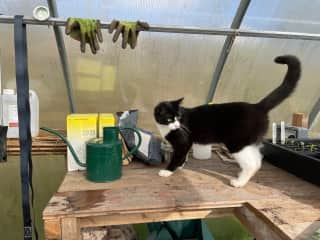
[272, 122, 277, 144]
[0, 50, 2, 94]
[281, 121, 285, 144]
[0, 51, 2, 125]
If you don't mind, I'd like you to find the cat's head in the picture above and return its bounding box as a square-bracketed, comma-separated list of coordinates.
[154, 98, 184, 126]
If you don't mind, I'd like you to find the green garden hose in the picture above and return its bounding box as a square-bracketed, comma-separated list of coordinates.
[40, 127, 86, 167]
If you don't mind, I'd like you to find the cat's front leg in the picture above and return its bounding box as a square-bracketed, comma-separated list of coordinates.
[158, 169, 175, 177]
[158, 153, 188, 177]
[158, 128, 192, 177]
[159, 140, 192, 178]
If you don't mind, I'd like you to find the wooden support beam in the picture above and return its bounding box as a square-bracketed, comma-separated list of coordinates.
[80, 208, 234, 228]
[44, 219, 61, 239]
[61, 218, 80, 240]
[234, 205, 289, 240]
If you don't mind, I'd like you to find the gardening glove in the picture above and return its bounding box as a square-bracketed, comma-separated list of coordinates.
[108, 20, 149, 49]
[65, 18, 103, 54]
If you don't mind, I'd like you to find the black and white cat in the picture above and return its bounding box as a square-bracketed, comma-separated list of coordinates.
[154, 55, 301, 187]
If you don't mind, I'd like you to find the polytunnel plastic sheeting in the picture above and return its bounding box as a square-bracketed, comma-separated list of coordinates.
[311, 114, 320, 137]
[64, 32, 226, 131]
[0, 0, 235, 129]
[0, 0, 68, 129]
[55, 0, 239, 28]
[0, 0, 239, 27]
[0, 0, 46, 15]
[242, 0, 320, 34]
[213, 37, 320, 137]
[0, 0, 233, 129]
[1, 0, 320, 134]
[57, 0, 235, 131]
[0, 24, 70, 128]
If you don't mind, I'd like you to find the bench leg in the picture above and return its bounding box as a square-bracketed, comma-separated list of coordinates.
[44, 219, 61, 240]
[235, 206, 286, 240]
[61, 217, 80, 240]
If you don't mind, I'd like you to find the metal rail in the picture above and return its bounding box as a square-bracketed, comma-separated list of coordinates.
[206, 0, 251, 103]
[309, 98, 320, 128]
[1, 14, 320, 126]
[47, 0, 75, 113]
[1, 15, 320, 41]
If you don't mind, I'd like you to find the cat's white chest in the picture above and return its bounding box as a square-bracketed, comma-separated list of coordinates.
[156, 123, 171, 138]
[156, 120, 181, 138]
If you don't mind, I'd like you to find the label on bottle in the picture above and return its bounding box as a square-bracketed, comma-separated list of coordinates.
[7, 104, 19, 128]
[81, 129, 96, 138]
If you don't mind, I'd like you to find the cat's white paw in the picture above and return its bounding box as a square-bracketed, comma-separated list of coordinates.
[178, 162, 186, 170]
[230, 178, 247, 188]
[158, 170, 173, 177]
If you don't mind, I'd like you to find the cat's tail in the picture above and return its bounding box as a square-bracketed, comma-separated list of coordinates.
[257, 55, 301, 111]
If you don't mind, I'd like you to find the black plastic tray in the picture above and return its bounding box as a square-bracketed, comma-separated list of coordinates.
[262, 139, 320, 186]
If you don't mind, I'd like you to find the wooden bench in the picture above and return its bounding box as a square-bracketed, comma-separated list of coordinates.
[43, 153, 320, 240]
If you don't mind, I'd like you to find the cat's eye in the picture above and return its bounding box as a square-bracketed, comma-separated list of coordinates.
[167, 118, 173, 123]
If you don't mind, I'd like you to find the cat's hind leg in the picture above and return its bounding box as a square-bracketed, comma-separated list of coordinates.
[230, 144, 262, 187]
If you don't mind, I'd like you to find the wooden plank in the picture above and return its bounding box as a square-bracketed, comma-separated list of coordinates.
[235, 205, 289, 240]
[7, 147, 66, 150]
[80, 208, 234, 228]
[43, 190, 243, 219]
[43, 156, 320, 240]
[9, 152, 66, 156]
[247, 199, 320, 239]
[236, 200, 320, 240]
[61, 217, 80, 240]
[7, 129, 67, 155]
[58, 155, 288, 196]
[44, 219, 61, 239]
[8, 142, 66, 147]
[46, 172, 277, 218]
[248, 198, 320, 226]
[58, 166, 241, 192]
[280, 221, 320, 240]
[44, 158, 320, 219]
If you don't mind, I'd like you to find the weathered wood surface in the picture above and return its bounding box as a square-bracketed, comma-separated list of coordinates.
[235, 204, 287, 240]
[43, 153, 320, 239]
[79, 208, 234, 228]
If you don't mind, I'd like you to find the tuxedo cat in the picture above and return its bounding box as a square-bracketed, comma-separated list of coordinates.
[154, 55, 301, 187]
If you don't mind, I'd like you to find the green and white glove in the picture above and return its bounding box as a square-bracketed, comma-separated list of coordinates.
[65, 18, 103, 54]
[108, 20, 149, 49]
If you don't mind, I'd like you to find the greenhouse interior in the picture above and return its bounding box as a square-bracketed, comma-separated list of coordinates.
[1, 0, 320, 239]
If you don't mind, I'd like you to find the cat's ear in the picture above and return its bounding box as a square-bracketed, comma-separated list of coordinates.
[172, 97, 184, 106]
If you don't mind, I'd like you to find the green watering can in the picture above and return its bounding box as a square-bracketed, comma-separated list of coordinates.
[41, 126, 142, 183]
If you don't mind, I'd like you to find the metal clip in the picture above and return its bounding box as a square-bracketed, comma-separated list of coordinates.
[24, 226, 32, 238]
